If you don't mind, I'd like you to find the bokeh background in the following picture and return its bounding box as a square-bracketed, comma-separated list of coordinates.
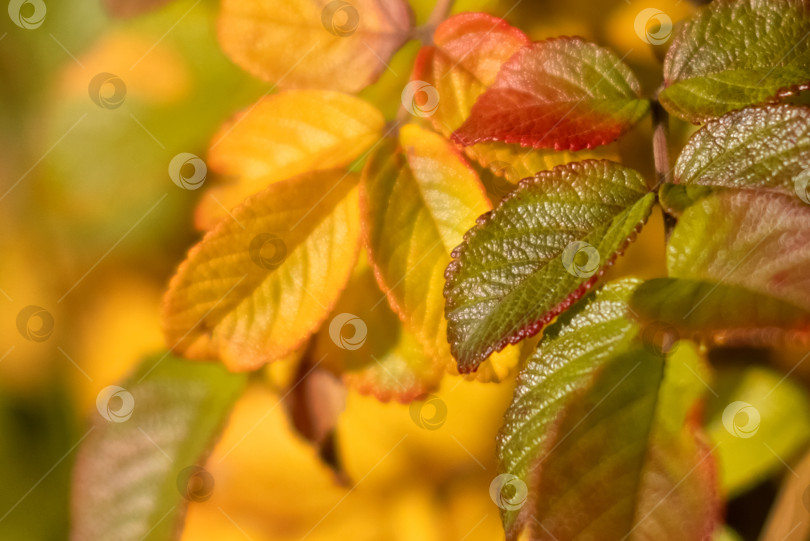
[2, 1, 806, 540]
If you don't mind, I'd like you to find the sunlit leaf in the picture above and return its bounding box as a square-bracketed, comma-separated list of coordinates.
[452, 37, 649, 151]
[71, 354, 246, 541]
[674, 105, 810, 199]
[197, 90, 385, 229]
[362, 124, 494, 370]
[313, 257, 442, 402]
[412, 12, 529, 135]
[632, 191, 810, 347]
[660, 0, 810, 122]
[218, 0, 413, 93]
[498, 279, 719, 540]
[704, 364, 810, 497]
[444, 160, 655, 372]
[163, 170, 361, 371]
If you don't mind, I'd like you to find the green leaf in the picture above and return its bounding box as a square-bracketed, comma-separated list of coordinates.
[660, 0, 810, 122]
[444, 160, 655, 372]
[704, 364, 810, 497]
[658, 183, 711, 217]
[675, 105, 810, 199]
[497, 279, 719, 540]
[632, 191, 810, 347]
[71, 354, 246, 541]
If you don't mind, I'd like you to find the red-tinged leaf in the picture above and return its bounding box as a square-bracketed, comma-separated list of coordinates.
[411, 12, 529, 136]
[218, 0, 413, 93]
[632, 191, 810, 348]
[162, 170, 361, 371]
[452, 37, 650, 151]
[444, 160, 655, 372]
[660, 0, 810, 122]
[498, 280, 720, 540]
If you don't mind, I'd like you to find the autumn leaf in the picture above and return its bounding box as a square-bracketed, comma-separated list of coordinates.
[452, 37, 649, 151]
[71, 354, 246, 541]
[660, 0, 810, 122]
[218, 0, 413, 93]
[361, 124, 520, 379]
[631, 191, 810, 347]
[674, 105, 810, 198]
[163, 170, 361, 371]
[197, 90, 385, 229]
[498, 280, 719, 540]
[444, 160, 655, 372]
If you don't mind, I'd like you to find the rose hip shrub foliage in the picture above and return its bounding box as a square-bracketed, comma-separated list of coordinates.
[72, 0, 810, 540]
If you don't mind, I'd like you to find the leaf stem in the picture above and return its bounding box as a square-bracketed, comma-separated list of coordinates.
[651, 100, 671, 189]
[415, 0, 454, 44]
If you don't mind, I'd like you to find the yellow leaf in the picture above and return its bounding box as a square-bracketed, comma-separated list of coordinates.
[197, 90, 385, 229]
[218, 0, 412, 93]
[163, 169, 361, 371]
[361, 124, 514, 380]
[314, 254, 443, 403]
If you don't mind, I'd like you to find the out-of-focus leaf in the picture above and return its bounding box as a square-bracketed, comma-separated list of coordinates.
[313, 259, 442, 402]
[674, 105, 810, 199]
[452, 37, 649, 151]
[362, 124, 493, 370]
[660, 0, 810, 122]
[102, 0, 174, 18]
[197, 91, 385, 229]
[412, 12, 529, 135]
[218, 0, 413, 93]
[70, 354, 246, 541]
[162, 170, 361, 371]
[704, 365, 810, 497]
[759, 446, 810, 541]
[633, 191, 810, 348]
[444, 160, 655, 372]
[498, 279, 719, 540]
